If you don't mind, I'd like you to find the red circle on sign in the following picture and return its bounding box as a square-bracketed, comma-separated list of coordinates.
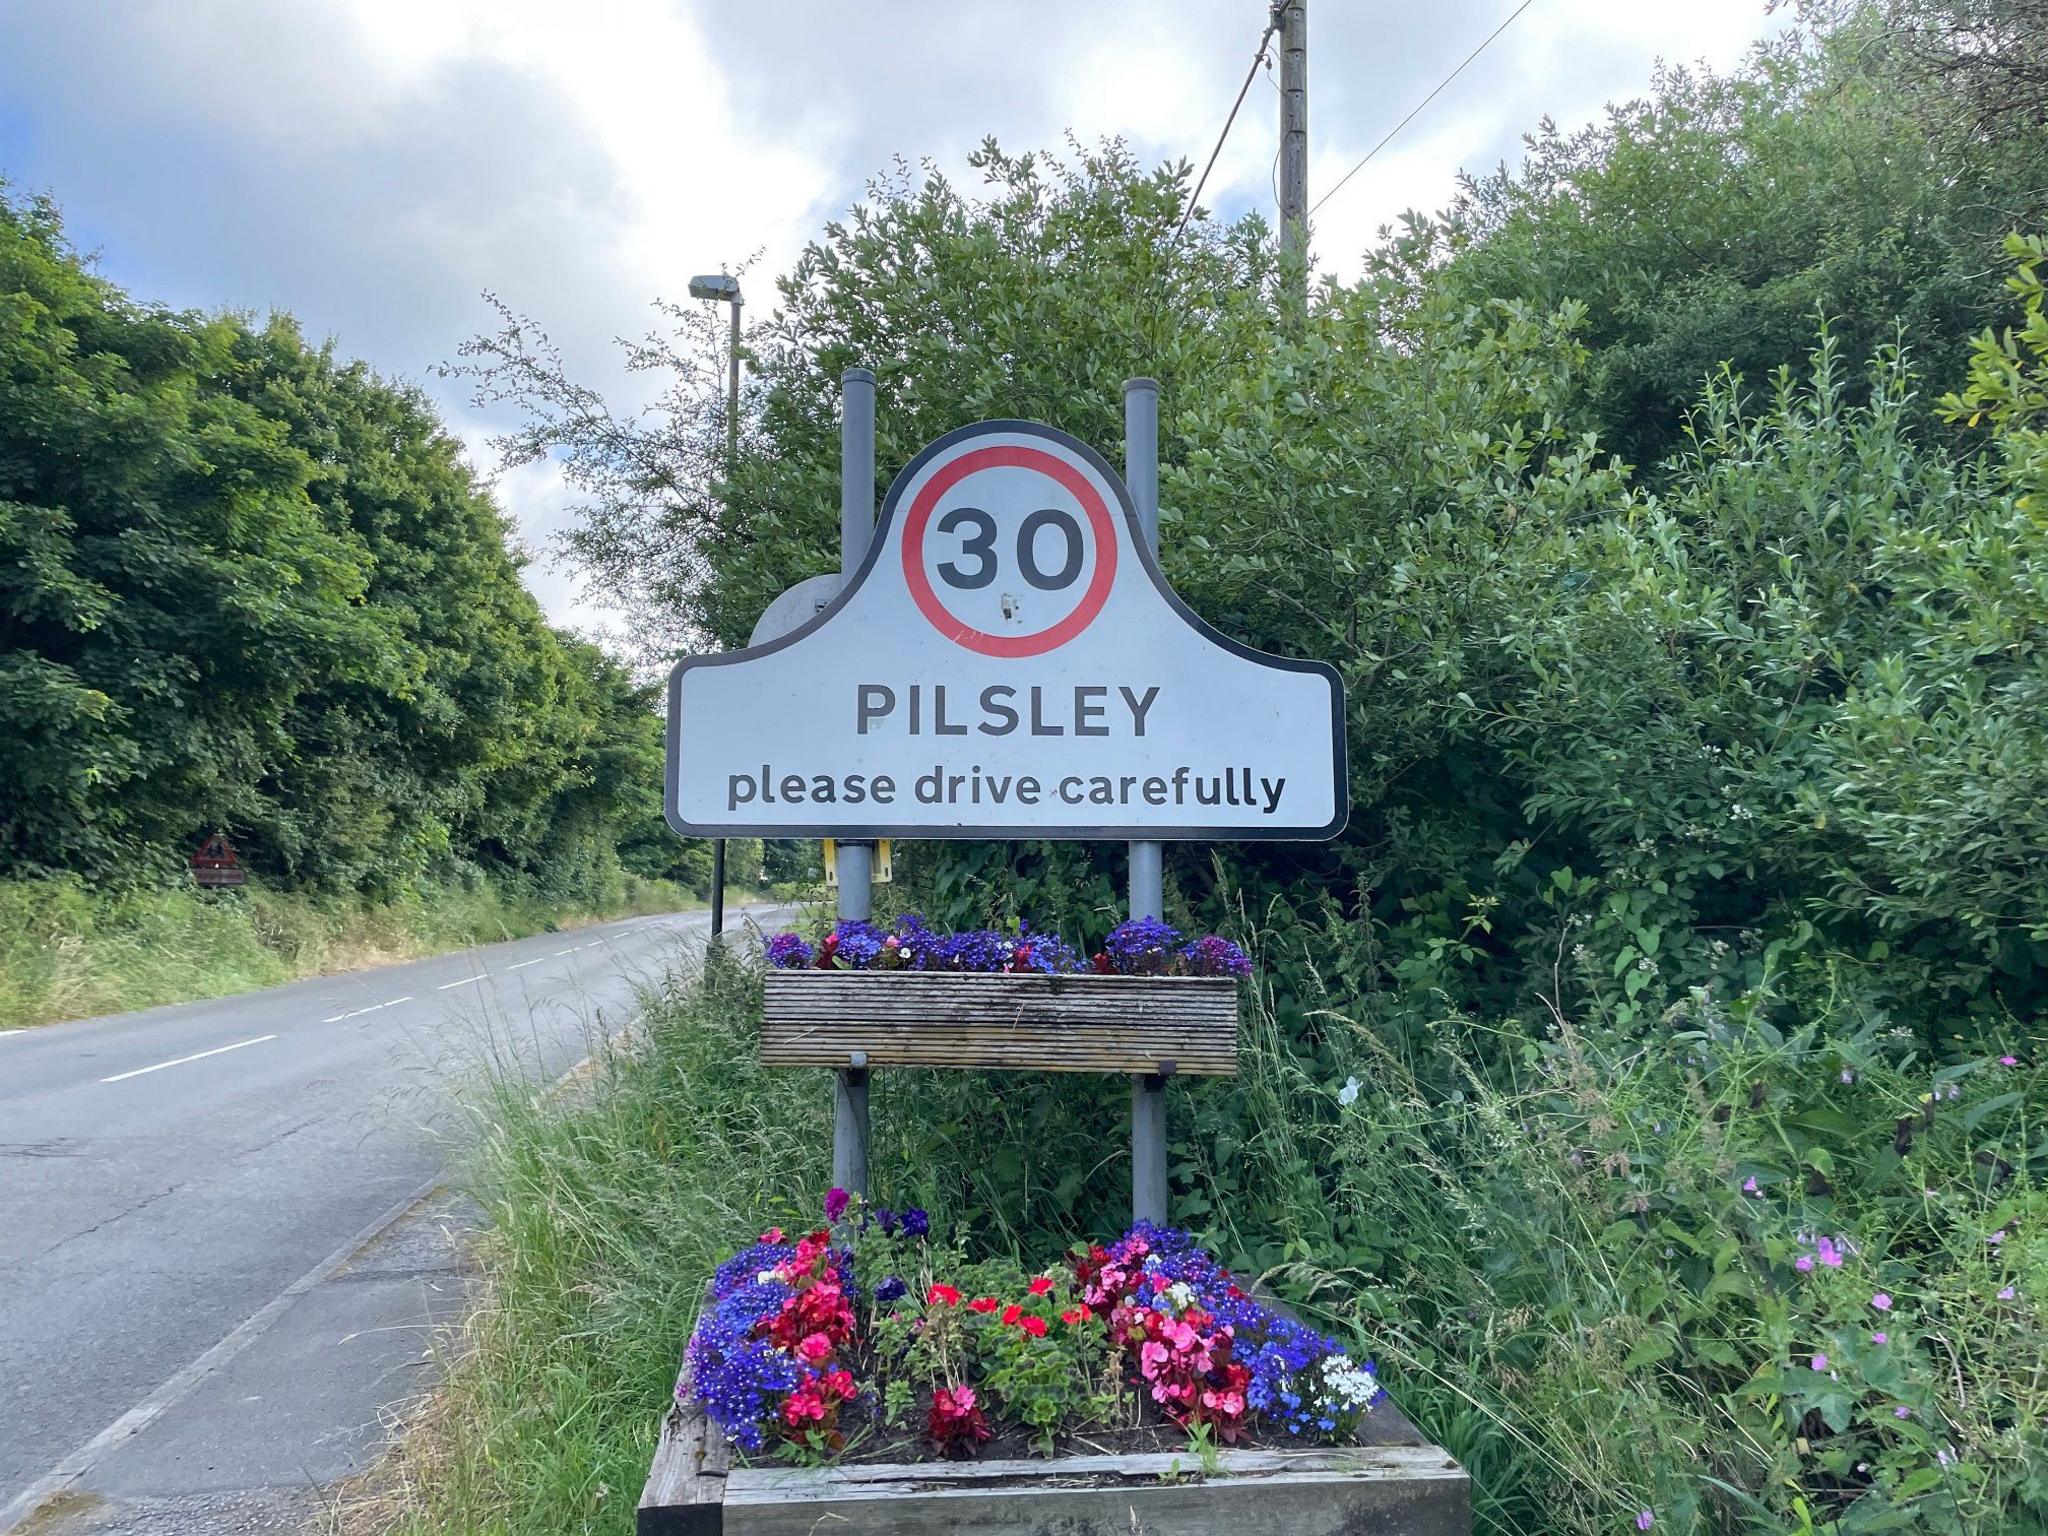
[900, 444, 1119, 657]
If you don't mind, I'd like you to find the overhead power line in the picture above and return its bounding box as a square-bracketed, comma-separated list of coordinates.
[1309, 0, 1536, 217]
[1175, 13, 1283, 242]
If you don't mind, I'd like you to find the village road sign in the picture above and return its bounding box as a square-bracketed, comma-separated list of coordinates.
[666, 420, 1346, 841]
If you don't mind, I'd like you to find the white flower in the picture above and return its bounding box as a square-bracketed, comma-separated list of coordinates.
[1319, 1355, 1380, 1410]
[1337, 1076, 1361, 1107]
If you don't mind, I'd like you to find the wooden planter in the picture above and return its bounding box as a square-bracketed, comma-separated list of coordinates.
[639, 1371, 1469, 1536]
[760, 971, 1239, 1076]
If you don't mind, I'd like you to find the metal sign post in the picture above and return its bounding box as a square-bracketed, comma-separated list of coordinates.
[1124, 378, 1169, 1227]
[834, 366, 876, 1196]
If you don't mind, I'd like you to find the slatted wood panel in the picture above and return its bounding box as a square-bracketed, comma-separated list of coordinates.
[759, 972, 1238, 1075]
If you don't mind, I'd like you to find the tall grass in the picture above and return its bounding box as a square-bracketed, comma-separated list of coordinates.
[0, 873, 697, 1029]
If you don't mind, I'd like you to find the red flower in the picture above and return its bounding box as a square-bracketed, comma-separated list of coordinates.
[1028, 1276, 1055, 1296]
[1000, 1303, 1023, 1325]
[968, 1296, 1000, 1314]
[1091, 951, 1112, 974]
[926, 1283, 960, 1307]
[815, 933, 840, 969]
[760, 1227, 784, 1243]
[927, 1383, 992, 1459]
[1061, 1308, 1087, 1326]
[1020, 1315, 1048, 1338]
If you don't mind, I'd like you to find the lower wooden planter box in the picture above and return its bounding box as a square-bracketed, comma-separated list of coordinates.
[759, 970, 1239, 1075]
[639, 1390, 1469, 1536]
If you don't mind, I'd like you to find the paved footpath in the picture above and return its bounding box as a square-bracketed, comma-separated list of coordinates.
[0, 905, 784, 1535]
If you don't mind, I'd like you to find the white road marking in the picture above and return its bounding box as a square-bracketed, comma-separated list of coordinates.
[319, 996, 413, 1024]
[507, 957, 545, 971]
[100, 1035, 277, 1084]
[580, 941, 603, 950]
[436, 974, 488, 990]
[554, 948, 576, 956]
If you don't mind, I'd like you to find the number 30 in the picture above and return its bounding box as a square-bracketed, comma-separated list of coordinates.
[935, 507, 1084, 592]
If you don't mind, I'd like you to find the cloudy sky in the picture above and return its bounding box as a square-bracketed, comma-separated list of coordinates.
[0, 1, 1785, 640]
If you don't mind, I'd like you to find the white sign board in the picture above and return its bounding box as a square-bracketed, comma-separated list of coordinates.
[667, 421, 1345, 840]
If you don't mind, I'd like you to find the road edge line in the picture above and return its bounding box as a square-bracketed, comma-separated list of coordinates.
[0, 1171, 446, 1536]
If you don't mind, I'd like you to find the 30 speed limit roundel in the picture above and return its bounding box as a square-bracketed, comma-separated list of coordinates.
[900, 440, 1119, 656]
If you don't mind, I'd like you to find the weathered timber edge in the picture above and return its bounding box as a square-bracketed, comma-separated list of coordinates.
[759, 971, 1240, 1074]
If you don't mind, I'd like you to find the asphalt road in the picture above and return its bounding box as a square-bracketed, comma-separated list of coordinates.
[0, 905, 781, 1529]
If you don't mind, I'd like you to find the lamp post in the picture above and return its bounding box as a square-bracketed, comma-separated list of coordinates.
[689, 272, 743, 939]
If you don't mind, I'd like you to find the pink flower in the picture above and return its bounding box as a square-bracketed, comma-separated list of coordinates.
[823, 1187, 850, 1222]
[1637, 1514, 1655, 1532]
[1871, 1332, 1888, 1345]
[1871, 1293, 1892, 1311]
[1796, 1254, 1815, 1272]
[1811, 1353, 1828, 1371]
[1742, 1176, 1759, 1195]
[2001, 1055, 2018, 1066]
[797, 1331, 833, 1364]
[1989, 1230, 2007, 1246]
[1999, 1286, 2016, 1300]
[1895, 1405, 1912, 1419]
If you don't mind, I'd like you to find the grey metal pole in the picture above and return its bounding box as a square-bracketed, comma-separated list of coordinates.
[710, 297, 744, 940]
[1125, 377, 1170, 1228]
[1278, 0, 1308, 275]
[832, 366, 878, 1196]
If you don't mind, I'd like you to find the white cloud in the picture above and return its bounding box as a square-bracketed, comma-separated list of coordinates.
[0, 0, 1788, 638]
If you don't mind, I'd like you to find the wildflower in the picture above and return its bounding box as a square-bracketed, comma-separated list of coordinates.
[1871, 1293, 1892, 1312]
[824, 1187, 850, 1223]
[1796, 1254, 1815, 1273]
[1338, 1076, 1361, 1107]
[1811, 1353, 1828, 1371]
[2002, 1055, 2019, 1066]
[1872, 1332, 1888, 1344]
[1895, 1405, 1912, 1419]
[1638, 1514, 1655, 1532]
[1937, 1447, 1954, 1467]
[1839, 1069, 1855, 1084]
[1999, 1286, 2016, 1300]
[1742, 1176, 1759, 1195]
[1989, 1230, 2007, 1246]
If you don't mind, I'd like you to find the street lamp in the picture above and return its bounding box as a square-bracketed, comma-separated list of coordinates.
[690, 272, 743, 939]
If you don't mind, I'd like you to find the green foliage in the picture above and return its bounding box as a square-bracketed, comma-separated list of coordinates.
[0, 871, 691, 1029]
[0, 188, 674, 906]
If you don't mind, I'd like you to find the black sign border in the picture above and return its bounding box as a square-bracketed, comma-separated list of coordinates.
[665, 419, 1349, 842]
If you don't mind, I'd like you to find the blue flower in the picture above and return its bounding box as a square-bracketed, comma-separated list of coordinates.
[874, 1276, 907, 1305]
[1104, 917, 1183, 975]
[901, 1208, 930, 1239]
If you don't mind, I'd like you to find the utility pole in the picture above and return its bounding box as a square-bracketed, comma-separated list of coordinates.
[688, 272, 744, 938]
[1276, 0, 1308, 287]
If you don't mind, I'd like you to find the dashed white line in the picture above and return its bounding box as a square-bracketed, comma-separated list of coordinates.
[101, 1035, 277, 1085]
[507, 958, 546, 971]
[554, 948, 576, 956]
[436, 974, 488, 990]
[580, 941, 603, 950]
[320, 996, 413, 1024]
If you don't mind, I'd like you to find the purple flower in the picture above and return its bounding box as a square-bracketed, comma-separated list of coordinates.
[824, 1187, 850, 1223]
[873, 1275, 907, 1305]
[2001, 1055, 2018, 1066]
[1871, 1293, 1892, 1311]
[1796, 1254, 1815, 1272]
[1637, 1513, 1654, 1532]
[1989, 1230, 2007, 1246]
[1742, 1177, 1759, 1195]
[1179, 934, 1253, 978]
[1810, 1353, 1828, 1371]
[831, 920, 888, 968]
[1872, 1332, 1888, 1344]
[901, 1208, 930, 1239]
[875, 1207, 898, 1237]
[1999, 1286, 2016, 1300]
[1894, 1405, 1912, 1419]
[1104, 917, 1183, 976]
[764, 931, 814, 969]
